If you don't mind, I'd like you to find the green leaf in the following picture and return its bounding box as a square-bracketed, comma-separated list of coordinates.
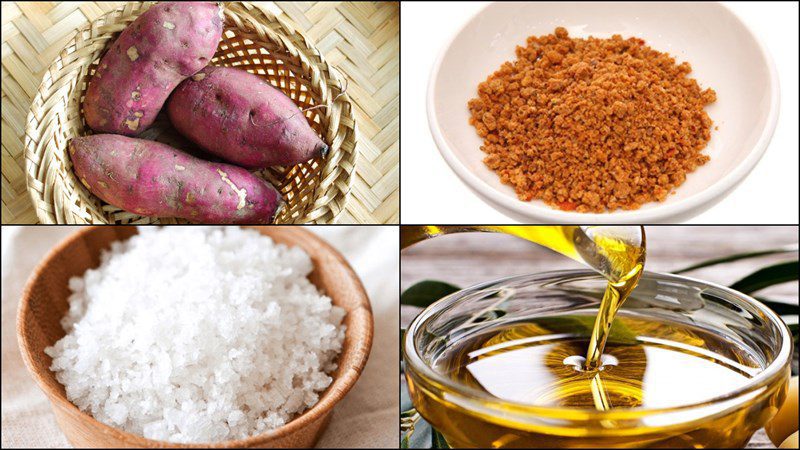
[432, 429, 450, 448]
[401, 408, 417, 420]
[756, 297, 800, 316]
[401, 407, 423, 447]
[402, 280, 461, 307]
[673, 247, 798, 274]
[729, 261, 799, 295]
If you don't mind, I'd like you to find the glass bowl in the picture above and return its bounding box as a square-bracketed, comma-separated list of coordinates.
[404, 270, 792, 448]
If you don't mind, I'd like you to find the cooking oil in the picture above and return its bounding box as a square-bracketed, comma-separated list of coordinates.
[400, 226, 643, 284]
[401, 226, 645, 372]
[402, 226, 788, 447]
[410, 314, 772, 448]
[436, 315, 759, 409]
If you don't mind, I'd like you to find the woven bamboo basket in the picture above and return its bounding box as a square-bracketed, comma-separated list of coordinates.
[24, 2, 358, 224]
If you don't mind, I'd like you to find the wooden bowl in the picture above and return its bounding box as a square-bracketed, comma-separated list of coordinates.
[17, 226, 373, 448]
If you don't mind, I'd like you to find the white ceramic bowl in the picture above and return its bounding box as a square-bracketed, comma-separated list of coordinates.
[427, 2, 779, 224]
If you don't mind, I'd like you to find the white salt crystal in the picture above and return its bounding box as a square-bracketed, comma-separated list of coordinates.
[227, 410, 245, 426]
[45, 227, 346, 443]
[106, 403, 128, 424]
[142, 421, 167, 439]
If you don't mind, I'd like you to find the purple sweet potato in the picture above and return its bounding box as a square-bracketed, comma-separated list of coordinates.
[69, 134, 284, 224]
[167, 66, 329, 169]
[84, 2, 224, 136]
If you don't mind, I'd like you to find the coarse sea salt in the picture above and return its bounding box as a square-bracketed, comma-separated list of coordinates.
[45, 226, 346, 443]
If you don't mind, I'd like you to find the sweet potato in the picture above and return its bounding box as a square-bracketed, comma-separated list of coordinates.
[69, 135, 284, 224]
[84, 2, 224, 136]
[167, 66, 329, 168]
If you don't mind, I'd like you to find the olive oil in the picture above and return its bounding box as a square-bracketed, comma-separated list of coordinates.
[401, 226, 645, 372]
[436, 315, 759, 410]
[400, 226, 643, 284]
[411, 314, 769, 448]
[402, 226, 789, 447]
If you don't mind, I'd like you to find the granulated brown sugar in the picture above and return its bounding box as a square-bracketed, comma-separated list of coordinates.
[468, 27, 716, 212]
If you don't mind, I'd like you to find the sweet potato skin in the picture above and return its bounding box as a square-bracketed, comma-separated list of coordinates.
[167, 66, 329, 169]
[69, 135, 284, 224]
[84, 2, 224, 136]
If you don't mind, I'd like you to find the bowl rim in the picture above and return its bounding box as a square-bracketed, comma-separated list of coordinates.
[426, 1, 781, 223]
[17, 226, 374, 447]
[403, 269, 792, 421]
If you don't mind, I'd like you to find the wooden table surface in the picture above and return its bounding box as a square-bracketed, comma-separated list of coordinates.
[401, 225, 799, 448]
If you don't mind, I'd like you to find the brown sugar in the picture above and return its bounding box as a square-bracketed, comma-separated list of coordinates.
[468, 27, 716, 212]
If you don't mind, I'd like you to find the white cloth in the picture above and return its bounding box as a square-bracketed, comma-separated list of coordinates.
[1, 226, 398, 448]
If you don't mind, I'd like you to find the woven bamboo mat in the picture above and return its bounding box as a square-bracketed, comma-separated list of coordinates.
[1, 1, 399, 224]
